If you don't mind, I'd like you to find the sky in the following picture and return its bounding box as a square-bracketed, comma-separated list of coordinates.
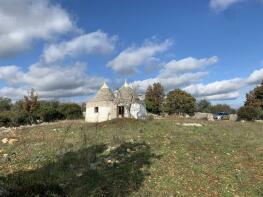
[0, 0, 263, 107]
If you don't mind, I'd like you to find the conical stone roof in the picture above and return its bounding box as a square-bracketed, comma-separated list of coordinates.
[91, 82, 115, 102]
[118, 81, 137, 102]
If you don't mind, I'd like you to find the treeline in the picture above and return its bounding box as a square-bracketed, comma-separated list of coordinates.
[145, 81, 263, 121]
[144, 83, 236, 116]
[0, 90, 83, 127]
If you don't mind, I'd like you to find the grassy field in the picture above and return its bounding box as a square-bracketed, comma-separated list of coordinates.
[0, 118, 262, 196]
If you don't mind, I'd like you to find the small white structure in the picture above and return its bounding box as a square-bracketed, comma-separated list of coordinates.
[85, 81, 147, 122]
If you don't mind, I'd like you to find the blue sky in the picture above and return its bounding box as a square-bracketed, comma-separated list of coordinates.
[0, 0, 263, 107]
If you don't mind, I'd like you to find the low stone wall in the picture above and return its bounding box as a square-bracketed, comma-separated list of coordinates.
[193, 112, 214, 121]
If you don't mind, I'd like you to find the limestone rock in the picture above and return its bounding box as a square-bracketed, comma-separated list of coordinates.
[229, 114, 238, 121]
[8, 139, 18, 145]
[1, 138, 8, 144]
[194, 112, 209, 120]
[207, 114, 214, 121]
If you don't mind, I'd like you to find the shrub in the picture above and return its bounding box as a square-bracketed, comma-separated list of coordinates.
[9, 111, 28, 126]
[0, 112, 12, 127]
[35, 101, 63, 122]
[237, 106, 260, 121]
[58, 103, 83, 120]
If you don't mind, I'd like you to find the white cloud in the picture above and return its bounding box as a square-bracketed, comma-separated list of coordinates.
[0, 0, 74, 57]
[246, 67, 263, 84]
[159, 56, 218, 77]
[210, 0, 243, 11]
[202, 92, 240, 101]
[42, 31, 117, 63]
[0, 63, 105, 99]
[0, 65, 22, 83]
[132, 56, 217, 93]
[183, 78, 244, 97]
[107, 39, 173, 75]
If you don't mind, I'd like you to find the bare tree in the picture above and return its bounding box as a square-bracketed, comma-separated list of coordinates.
[114, 84, 139, 118]
[23, 88, 38, 124]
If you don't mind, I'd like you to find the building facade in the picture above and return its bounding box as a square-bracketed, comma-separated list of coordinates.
[85, 82, 147, 122]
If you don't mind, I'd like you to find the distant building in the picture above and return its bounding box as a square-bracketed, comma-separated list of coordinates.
[85, 81, 147, 122]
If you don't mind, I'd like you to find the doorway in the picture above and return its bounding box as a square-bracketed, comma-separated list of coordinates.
[117, 106, 125, 118]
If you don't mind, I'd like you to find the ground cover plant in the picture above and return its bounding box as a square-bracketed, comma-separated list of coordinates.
[0, 118, 262, 196]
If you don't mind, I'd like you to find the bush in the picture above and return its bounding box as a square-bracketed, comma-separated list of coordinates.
[0, 112, 12, 127]
[35, 101, 63, 122]
[9, 111, 28, 126]
[58, 103, 83, 120]
[237, 106, 260, 121]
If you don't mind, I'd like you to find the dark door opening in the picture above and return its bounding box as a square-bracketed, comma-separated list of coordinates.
[118, 106, 125, 118]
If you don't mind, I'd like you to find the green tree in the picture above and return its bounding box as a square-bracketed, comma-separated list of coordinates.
[210, 104, 236, 114]
[58, 103, 82, 119]
[35, 101, 63, 122]
[164, 89, 196, 115]
[245, 80, 263, 110]
[0, 97, 12, 111]
[237, 106, 260, 121]
[145, 83, 165, 114]
[196, 99, 212, 113]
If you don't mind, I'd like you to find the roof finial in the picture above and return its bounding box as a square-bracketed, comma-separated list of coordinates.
[101, 81, 109, 89]
[123, 79, 129, 88]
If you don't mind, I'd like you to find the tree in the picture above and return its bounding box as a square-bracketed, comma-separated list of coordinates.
[196, 99, 211, 113]
[164, 89, 196, 115]
[210, 104, 236, 114]
[58, 103, 82, 119]
[245, 80, 263, 110]
[0, 97, 12, 111]
[145, 83, 165, 114]
[35, 101, 63, 122]
[22, 89, 38, 124]
[237, 106, 260, 121]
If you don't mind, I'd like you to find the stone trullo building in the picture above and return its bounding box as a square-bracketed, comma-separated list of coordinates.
[85, 81, 147, 122]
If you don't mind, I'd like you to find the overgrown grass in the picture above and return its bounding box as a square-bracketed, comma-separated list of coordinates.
[0, 118, 262, 196]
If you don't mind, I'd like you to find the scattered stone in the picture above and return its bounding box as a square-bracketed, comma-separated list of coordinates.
[1, 138, 8, 144]
[177, 123, 203, 127]
[182, 123, 203, 127]
[194, 112, 214, 121]
[207, 114, 214, 121]
[8, 139, 18, 145]
[193, 112, 209, 120]
[184, 114, 190, 118]
[255, 120, 263, 123]
[241, 120, 246, 123]
[229, 114, 238, 121]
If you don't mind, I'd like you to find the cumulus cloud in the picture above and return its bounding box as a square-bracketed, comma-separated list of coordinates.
[107, 39, 173, 75]
[42, 31, 117, 64]
[210, 0, 243, 11]
[0, 63, 105, 99]
[246, 67, 263, 84]
[131, 56, 217, 93]
[183, 78, 244, 97]
[0, 0, 74, 57]
[203, 92, 240, 101]
[159, 56, 218, 77]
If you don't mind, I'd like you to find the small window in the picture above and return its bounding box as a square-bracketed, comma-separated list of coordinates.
[94, 107, 99, 113]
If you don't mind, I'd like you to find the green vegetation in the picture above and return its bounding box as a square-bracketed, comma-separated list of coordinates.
[0, 97, 83, 127]
[238, 80, 263, 120]
[165, 89, 196, 115]
[145, 82, 165, 114]
[0, 118, 262, 196]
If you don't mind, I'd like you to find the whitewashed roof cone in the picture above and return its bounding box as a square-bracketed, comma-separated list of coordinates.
[118, 80, 137, 102]
[91, 82, 114, 102]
